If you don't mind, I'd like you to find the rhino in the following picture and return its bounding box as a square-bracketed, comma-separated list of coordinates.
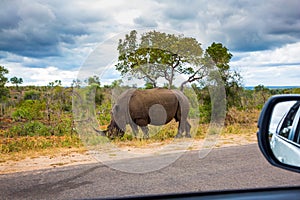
[105, 88, 191, 139]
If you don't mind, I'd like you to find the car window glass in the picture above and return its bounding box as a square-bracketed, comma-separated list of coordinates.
[277, 102, 300, 139]
[295, 115, 300, 144]
[271, 101, 297, 139]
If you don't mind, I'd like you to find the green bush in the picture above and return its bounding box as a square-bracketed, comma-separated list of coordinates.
[7, 121, 51, 137]
[96, 102, 112, 125]
[24, 90, 40, 100]
[12, 107, 30, 121]
[198, 104, 212, 123]
[12, 100, 46, 121]
[50, 117, 73, 136]
[6, 125, 23, 137]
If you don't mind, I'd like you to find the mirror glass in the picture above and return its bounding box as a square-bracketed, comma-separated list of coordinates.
[269, 101, 300, 167]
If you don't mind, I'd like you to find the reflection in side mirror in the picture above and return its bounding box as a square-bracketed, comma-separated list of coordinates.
[258, 95, 300, 173]
[269, 101, 300, 167]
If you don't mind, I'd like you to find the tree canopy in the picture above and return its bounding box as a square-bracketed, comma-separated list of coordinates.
[204, 42, 243, 107]
[115, 30, 242, 93]
[116, 30, 204, 89]
[0, 66, 9, 101]
[10, 76, 23, 89]
[0, 66, 9, 86]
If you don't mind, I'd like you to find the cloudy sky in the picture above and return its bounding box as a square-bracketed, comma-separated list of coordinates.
[1, 0, 300, 86]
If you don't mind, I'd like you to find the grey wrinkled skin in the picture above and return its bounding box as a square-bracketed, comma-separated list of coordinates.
[106, 88, 191, 139]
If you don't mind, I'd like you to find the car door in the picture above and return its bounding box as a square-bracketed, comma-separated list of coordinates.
[271, 101, 300, 166]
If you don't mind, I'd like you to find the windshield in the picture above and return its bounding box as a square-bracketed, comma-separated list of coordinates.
[1, 0, 300, 199]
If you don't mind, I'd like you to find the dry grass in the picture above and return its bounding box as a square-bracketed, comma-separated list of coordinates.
[110, 107, 260, 149]
[1, 108, 260, 164]
[0, 146, 88, 163]
[225, 108, 260, 125]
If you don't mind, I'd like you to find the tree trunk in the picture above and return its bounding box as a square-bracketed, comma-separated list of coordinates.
[180, 80, 189, 91]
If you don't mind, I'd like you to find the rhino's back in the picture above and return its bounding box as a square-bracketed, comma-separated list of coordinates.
[129, 88, 179, 125]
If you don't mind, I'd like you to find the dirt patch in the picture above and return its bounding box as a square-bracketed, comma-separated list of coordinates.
[0, 148, 97, 174]
[0, 134, 257, 174]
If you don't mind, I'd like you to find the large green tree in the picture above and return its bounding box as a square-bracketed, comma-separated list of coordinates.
[0, 66, 9, 102]
[205, 42, 234, 84]
[205, 42, 243, 107]
[116, 30, 204, 89]
[115, 30, 242, 109]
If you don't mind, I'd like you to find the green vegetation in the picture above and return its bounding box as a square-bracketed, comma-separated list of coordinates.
[0, 30, 299, 156]
[0, 74, 298, 154]
[115, 30, 241, 94]
[10, 76, 23, 90]
[0, 67, 84, 153]
[0, 66, 9, 102]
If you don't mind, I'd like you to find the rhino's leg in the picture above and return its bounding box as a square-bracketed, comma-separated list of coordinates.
[130, 123, 139, 137]
[185, 121, 191, 138]
[176, 120, 191, 138]
[141, 126, 149, 139]
[175, 122, 184, 138]
[134, 118, 149, 139]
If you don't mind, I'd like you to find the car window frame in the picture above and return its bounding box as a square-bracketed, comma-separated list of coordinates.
[276, 101, 300, 140]
[257, 94, 300, 173]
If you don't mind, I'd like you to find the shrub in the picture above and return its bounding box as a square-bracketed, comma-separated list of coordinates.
[12, 100, 46, 121]
[7, 121, 51, 137]
[97, 102, 112, 126]
[50, 117, 73, 136]
[24, 90, 40, 100]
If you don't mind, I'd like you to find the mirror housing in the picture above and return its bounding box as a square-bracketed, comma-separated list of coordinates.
[257, 94, 300, 173]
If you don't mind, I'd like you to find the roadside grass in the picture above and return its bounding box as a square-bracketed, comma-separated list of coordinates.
[0, 135, 82, 153]
[111, 122, 258, 149]
[0, 146, 87, 163]
[0, 108, 260, 162]
[0, 123, 257, 163]
[222, 123, 257, 135]
[112, 108, 260, 148]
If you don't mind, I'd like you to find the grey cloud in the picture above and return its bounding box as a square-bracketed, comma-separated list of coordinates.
[218, 0, 300, 51]
[1, 0, 300, 87]
[0, 0, 108, 58]
[262, 2, 300, 38]
[158, 0, 300, 52]
[161, 0, 199, 20]
[0, 2, 21, 29]
[0, 1, 61, 57]
[133, 17, 158, 27]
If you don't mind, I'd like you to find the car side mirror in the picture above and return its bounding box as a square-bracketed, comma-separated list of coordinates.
[257, 94, 300, 173]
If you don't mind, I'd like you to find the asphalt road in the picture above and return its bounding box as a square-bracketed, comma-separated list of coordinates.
[1, 144, 300, 199]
